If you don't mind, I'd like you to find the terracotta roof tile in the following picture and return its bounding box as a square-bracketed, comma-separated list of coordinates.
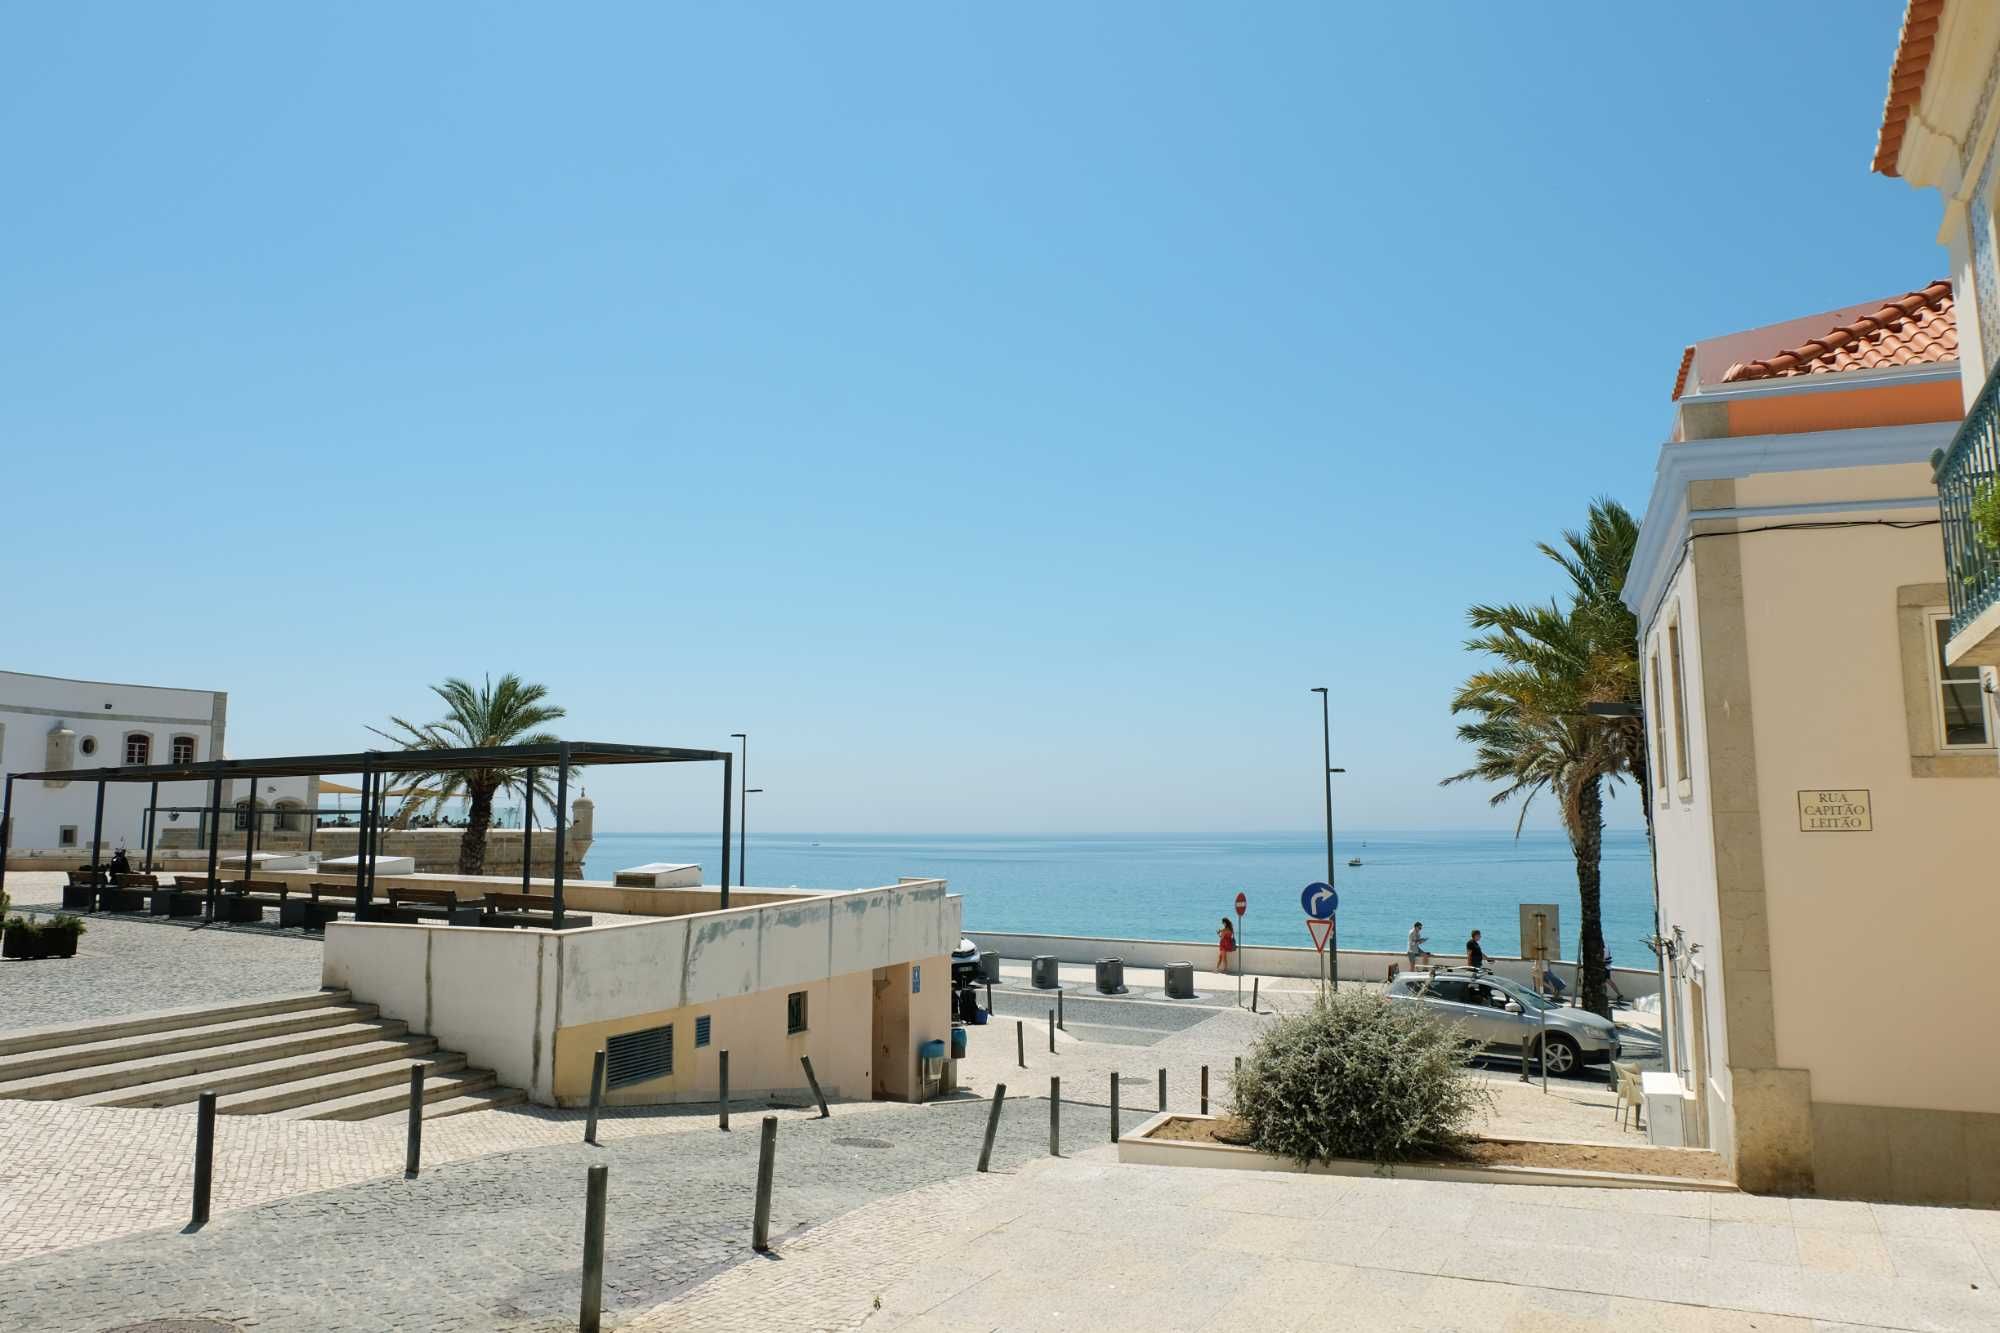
[1670, 345, 1697, 402]
[1874, 0, 1946, 176]
[1719, 281, 1956, 383]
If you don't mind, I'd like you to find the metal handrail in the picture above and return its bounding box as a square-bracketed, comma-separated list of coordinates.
[1935, 359, 2000, 638]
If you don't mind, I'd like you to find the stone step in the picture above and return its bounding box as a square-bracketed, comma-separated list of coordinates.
[0, 990, 353, 1058]
[0, 1005, 384, 1087]
[71, 1033, 437, 1108]
[387, 1086, 529, 1122]
[283, 1067, 500, 1121]
[221, 1052, 468, 1115]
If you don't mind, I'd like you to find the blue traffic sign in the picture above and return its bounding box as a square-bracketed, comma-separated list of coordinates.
[1301, 882, 1337, 919]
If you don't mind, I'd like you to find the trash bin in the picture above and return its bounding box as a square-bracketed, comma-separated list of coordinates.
[1031, 955, 1060, 989]
[950, 1026, 968, 1059]
[979, 949, 1000, 983]
[1164, 961, 1195, 999]
[1095, 957, 1125, 994]
[919, 1038, 948, 1102]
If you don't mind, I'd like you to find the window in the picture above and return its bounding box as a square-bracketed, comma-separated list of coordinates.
[58, 825, 78, 847]
[79, 736, 97, 756]
[1426, 979, 1474, 1004]
[786, 991, 808, 1035]
[234, 800, 255, 832]
[605, 1024, 673, 1088]
[694, 1015, 712, 1048]
[1667, 617, 1693, 791]
[171, 735, 197, 765]
[1929, 612, 1991, 748]
[124, 733, 151, 765]
[273, 801, 302, 833]
[1648, 651, 1668, 796]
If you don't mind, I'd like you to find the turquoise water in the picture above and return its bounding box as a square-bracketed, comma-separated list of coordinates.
[583, 829, 1655, 960]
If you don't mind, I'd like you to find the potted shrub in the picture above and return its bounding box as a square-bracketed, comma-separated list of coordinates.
[1230, 989, 1490, 1166]
[38, 915, 86, 959]
[2, 915, 42, 960]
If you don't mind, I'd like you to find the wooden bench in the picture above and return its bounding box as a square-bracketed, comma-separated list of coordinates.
[150, 876, 212, 918]
[279, 882, 359, 931]
[480, 891, 594, 930]
[62, 868, 103, 912]
[98, 872, 158, 913]
[354, 885, 482, 927]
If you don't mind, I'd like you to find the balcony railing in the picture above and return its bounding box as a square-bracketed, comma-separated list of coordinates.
[1936, 359, 2000, 641]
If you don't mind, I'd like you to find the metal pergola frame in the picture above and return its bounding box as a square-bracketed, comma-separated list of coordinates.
[1, 741, 734, 930]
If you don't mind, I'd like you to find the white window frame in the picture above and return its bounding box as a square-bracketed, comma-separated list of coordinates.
[171, 735, 197, 765]
[1647, 649, 1668, 802]
[1926, 609, 1993, 751]
[1666, 611, 1693, 800]
[123, 732, 152, 766]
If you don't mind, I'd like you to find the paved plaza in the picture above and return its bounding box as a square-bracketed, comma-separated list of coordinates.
[1, 892, 1993, 1330]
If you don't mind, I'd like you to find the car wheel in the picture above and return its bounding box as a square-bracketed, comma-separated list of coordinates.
[1536, 1033, 1581, 1078]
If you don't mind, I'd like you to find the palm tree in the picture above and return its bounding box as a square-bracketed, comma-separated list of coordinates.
[1443, 499, 1643, 1021]
[369, 674, 570, 876]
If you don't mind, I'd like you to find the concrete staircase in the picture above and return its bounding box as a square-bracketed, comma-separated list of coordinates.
[0, 990, 525, 1121]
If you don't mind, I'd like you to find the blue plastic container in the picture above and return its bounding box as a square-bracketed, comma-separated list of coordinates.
[950, 1026, 968, 1058]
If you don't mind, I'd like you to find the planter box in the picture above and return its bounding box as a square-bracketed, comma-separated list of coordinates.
[1117, 1113, 1736, 1194]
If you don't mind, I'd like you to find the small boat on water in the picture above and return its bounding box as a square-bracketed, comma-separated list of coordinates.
[1347, 856, 1363, 867]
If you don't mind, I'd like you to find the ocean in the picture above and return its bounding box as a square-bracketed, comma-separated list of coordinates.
[582, 829, 1656, 961]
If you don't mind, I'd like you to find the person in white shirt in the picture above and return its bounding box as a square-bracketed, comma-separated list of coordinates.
[1406, 921, 1430, 972]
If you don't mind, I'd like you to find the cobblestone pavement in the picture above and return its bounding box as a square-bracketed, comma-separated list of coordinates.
[3, 874, 324, 1029]
[0, 1094, 1116, 1331]
[640, 1153, 2000, 1333]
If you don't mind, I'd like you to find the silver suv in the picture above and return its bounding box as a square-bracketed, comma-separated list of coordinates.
[1386, 968, 1619, 1077]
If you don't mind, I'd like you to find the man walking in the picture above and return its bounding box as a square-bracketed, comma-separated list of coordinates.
[1465, 929, 1485, 970]
[1406, 921, 1430, 973]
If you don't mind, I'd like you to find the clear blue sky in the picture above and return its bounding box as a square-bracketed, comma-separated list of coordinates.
[1, 4, 1941, 834]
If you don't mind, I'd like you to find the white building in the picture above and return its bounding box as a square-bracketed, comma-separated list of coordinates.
[0, 668, 315, 859]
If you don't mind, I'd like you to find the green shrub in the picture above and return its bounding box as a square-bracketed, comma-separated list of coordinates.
[39, 914, 85, 958]
[1973, 479, 2000, 551]
[1230, 989, 1491, 1166]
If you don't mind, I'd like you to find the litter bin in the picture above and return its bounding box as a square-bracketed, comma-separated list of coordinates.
[919, 1038, 948, 1102]
[1095, 957, 1125, 994]
[979, 949, 1000, 983]
[1031, 955, 1060, 989]
[1164, 961, 1195, 999]
[950, 1026, 968, 1059]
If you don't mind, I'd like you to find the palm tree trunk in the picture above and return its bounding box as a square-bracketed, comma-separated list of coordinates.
[1573, 775, 1611, 1018]
[459, 782, 496, 876]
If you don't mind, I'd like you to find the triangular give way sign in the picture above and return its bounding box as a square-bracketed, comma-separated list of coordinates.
[1306, 918, 1334, 953]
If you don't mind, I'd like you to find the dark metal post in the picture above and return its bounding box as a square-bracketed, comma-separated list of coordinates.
[1048, 1009, 1055, 1053]
[752, 1116, 777, 1251]
[144, 780, 159, 872]
[1049, 1076, 1060, 1156]
[1251, 977, 1260, 1013]
[242, 788, 257, 887]
[1312, 686, 1340, 991]
[718, 1050, 730, 1131]
[985, 981, 992, 1013]
[800, 1055, 828, 1117]
[1158, 1067, 1167, 1111]
[89, 779, 106, 885]
[204, 777, 222, 922]
[521, 767, 535, 895]
[1201, 1065, 1209, 1114]
[719, 752, 732, 911]
[1110, 1072, 1119, 1143]
[191, 1090, 217, 1226]
[580, 1163, 608, 1333]
[0, 775, 13, 906]
[405, 1064, 425, 1175]
[552, 744, 571, 929]
[354, 760, 373, 911]
[586, 1048, 606, 1144]
[730, 733, 748, 888]
[977, 1083, 1006, 1172]
[1016, 1020, 1025, 1068]
[1057, 990, 1064, 1030]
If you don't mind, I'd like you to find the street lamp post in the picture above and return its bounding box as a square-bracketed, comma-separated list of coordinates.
[1310, 688, 1346, 992]
[729, 733, 749, 889]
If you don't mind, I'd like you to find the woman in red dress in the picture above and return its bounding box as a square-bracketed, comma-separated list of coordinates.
[1216, 917, 1236, 972]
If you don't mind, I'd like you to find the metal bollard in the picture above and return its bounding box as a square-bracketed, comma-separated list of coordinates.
[585, 1048, 607, 1145]
[1201, 1065, 1209, 1115]
[405, 1064, 425, 1177]
[1050, 1075, 1061, 1156]
[752, 1116, 778, 1252]
[720, 1050, 731, 1129]
[1057, 990, 1064, 1030]
[1048, 1009, 1055, 1053]
[191, 1090, 217, 1226]
[986, 981, 993, 1014]
[1110, 1071, 1120, 1143]
[977, 1083, 1006, 1172]
[800, 1055, 829, 1118]
[1252, 977, 1260, 1013]
[1016, 1020, 1025, 1069]
[1158, 1067, 1167, 1112]
[580, 1163, 608, 1333]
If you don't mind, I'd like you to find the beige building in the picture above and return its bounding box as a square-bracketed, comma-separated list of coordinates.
[1627, 286, 2000, 1203]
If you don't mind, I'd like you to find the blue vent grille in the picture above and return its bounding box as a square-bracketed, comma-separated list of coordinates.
[605, 1024, 673, 1089]
[694, 1015, 712, 1048]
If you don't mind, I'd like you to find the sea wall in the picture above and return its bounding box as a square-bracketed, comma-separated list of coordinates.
[965, 930, 1661, 998]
